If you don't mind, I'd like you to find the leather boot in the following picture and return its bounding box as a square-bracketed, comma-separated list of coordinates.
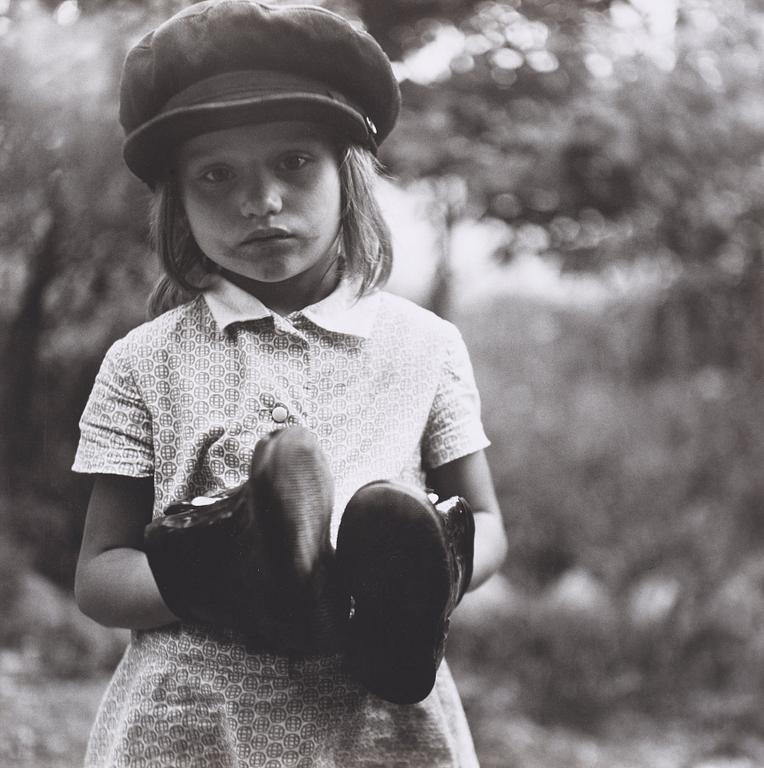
[335, 481, 475, 704]
[144, 427, 346, 654]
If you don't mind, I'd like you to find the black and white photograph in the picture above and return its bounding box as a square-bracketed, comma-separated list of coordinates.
[0, 1, 762, 766]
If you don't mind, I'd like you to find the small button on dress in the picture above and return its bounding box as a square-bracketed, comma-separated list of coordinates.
[271, 405, 288, 423]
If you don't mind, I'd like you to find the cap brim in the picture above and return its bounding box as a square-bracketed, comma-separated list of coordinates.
[123, 94, 373, 186]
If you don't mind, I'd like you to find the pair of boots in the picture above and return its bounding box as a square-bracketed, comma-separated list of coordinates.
[144, 426, 474, 705]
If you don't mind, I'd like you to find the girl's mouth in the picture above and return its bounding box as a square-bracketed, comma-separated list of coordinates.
[241, 228, 292, 245]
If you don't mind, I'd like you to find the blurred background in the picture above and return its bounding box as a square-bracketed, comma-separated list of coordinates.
[1, 0, 763, 765]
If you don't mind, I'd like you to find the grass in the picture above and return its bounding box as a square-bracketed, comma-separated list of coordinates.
[0, 652, 106, 768]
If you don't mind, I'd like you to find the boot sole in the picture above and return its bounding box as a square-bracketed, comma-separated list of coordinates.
[336, 481, 451, 704]
[250, 427, 334, 582]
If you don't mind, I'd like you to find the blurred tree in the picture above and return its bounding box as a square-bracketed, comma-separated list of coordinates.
[340, 0, 624, 314]
[0, 2, 158, 582]
[359, 0, 764, 373]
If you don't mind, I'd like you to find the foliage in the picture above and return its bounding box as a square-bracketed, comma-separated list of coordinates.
[373, 0, 764, 271]
[0, 3, 153, 582]
[450, 290, 764, 724]
[357, 0, 764, 370]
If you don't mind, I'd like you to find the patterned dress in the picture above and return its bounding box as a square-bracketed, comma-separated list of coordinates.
[73, 276, 489, 767]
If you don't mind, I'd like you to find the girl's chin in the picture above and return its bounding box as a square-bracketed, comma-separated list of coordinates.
[222, 268, 292, 287]
[219, 264, 314, 289]
[218, 255, 296, 283]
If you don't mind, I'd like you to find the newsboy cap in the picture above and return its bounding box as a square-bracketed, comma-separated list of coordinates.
[120, 0, 401, 185]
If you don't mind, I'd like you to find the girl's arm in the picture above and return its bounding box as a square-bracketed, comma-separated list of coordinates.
[75, 474, 178, 629]
[426, 450, 507, 591]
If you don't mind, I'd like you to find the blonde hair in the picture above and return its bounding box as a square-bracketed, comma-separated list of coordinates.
[147, 145, 393, 319]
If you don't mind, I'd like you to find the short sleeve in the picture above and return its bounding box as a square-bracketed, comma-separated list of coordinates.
[421, 324, 490, 469]
[72, 339, 154, 477]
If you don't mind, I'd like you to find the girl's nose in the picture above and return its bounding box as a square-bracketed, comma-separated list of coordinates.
[239, 173, 282, 218]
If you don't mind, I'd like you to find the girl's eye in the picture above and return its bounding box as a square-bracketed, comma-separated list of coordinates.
[198, 166, 234, 184]
[279, 154, 310, 172]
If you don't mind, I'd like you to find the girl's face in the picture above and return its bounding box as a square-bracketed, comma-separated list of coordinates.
[177, 121, 342, 299]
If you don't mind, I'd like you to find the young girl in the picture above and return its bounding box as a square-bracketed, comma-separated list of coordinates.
[73, 1, 507, 765]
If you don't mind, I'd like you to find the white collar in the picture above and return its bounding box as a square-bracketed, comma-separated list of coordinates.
[202, 276, 379, 339]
